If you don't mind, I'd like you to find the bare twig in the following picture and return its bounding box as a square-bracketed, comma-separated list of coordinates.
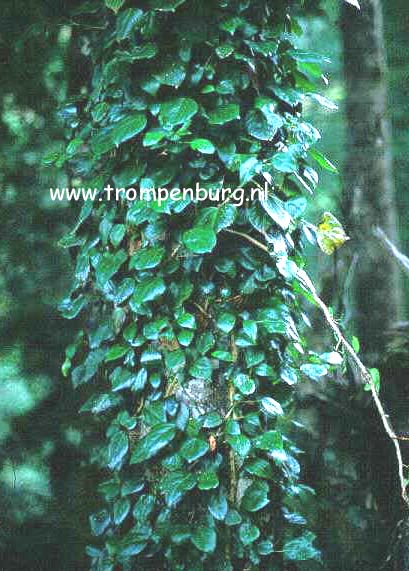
[374, 226, 409, 276]
[297, 269, 409, 507]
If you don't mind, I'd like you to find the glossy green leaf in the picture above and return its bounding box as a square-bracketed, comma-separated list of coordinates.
[283, 532, 320, 561]
[190, 138, 216, 154]
[241, 481, 270, 512]
[233, 374, 256, 396]
[108, 431, 129, 469]
[180, 438, 209, 463]
[114, 497, 131, 525]
[260, 397, 284, 416]
[183, 227, 217, 254]
[159, 98, 198, 127]
[131, 423, 177, 464]
[96, 251, 128, 285]
[208, 104, 240, 125]
[131, 276, 166, 308]
[191, 527, 217, 554]
[239, 523, 260, 545]
[111, 114, 147, 146]
[105, 0, 125, 13]
[227, 435, 251, 458]
[130, 246, 165, 270]
[208, 492, 228, 520]
[198, 471, 219, 490]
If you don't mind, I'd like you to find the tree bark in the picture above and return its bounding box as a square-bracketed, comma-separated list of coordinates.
[341, 0, 402, 363]
[341, 3, 409, 570]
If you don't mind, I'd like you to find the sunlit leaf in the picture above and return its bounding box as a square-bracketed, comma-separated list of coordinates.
[316, 212, 350, 255]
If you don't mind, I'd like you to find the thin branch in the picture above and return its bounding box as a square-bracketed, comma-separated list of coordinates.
[374, 226, 409, 276]
[225, 227, 409, 507]
[225, 229, 269, 252]
[297, 269, 409, 507]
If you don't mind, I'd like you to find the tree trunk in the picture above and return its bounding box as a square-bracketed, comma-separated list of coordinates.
[341, 3, 408, 569]
[341, 0, 402, 363]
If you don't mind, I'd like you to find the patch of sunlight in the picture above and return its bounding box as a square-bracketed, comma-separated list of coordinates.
[0, 347, 52, 442]
[0, 462, 51, 496]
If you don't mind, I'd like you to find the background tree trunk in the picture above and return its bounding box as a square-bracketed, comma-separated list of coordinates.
[341, 0, 402, 363]
[341, 3, 409, 569]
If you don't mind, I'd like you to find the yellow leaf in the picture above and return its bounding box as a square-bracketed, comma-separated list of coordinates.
[316, 212, 350, 255]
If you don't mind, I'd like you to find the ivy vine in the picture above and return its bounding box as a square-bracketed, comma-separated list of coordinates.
[55, 1, 340, 569]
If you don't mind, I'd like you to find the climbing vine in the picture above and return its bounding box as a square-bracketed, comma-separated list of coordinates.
[55, 1, 342, 569]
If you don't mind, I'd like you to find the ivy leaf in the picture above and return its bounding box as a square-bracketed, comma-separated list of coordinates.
[72, 349, 107, 388]
[216, 312, 236, 333]
[316, 211, 350, 255]
[260, 397, 284, 417]
[133, 495, 155, 521]
[105, 0, 125, 13]
[110, 224, 126, 248]
[198, 471, 219, 490]
[255, 430, 283, 452]
[191, 527, 217, 553]
[308, 93, 338, 111]
[300, 363, 328, 381]
[124, 44, 158, 61]
[239, 156, 260, 185]
[239, 523, 260, 545]
[160, 471, 197, 495]
[216, 44, 234, 58]
[111, 114, 147, 146]
[59, 295, 88, 320]
[189, 357, 213, 380]
[155, 61, 186, 88]
[116, 8, 144, 40]
[225, 510, 242, 526]
[260, 196, 292, 230]
[183, 227, 217, 254]
[309, 148, 338, 173]
[90, 510, 110, 536]
[245, 458, 274, 479]
[159, 98, 198, 127]
[190, 138, 216, 154]
[130, 246, 165, 270]
[227, 435, 251, 458]
[208, 104, 240, 125]
[258, 540, 275, 555]
[215, 204, 236, 232]
[272, 151, 298, 174]
[131, 423, 177, 464]
[180, 438, 209, 463]
[96, 251, 128, 285]
[246, 110, 279, 141]
[131, 276, 166, 307]
[283, 532, 320, 561]
[241, 481, 270, 512]
[114, 497, 131, 525]
[108, 431, 129, 469]
[177, 312, 196, 329]
[233, 374, 256, 396]
[203, 412, 222, 428]
[208, 492, 228, 520]
[105, 345, 129, 363]
[80, 393, 122, 414]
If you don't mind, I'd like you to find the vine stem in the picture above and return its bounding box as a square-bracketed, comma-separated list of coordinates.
[225, 228, 409, 507]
